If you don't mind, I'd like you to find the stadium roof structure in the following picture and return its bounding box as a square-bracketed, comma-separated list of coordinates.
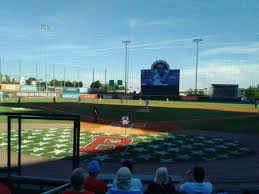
[211, 84, 238, 87]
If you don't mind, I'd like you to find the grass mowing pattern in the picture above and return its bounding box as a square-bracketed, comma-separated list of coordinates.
[0, 128, 253, 162]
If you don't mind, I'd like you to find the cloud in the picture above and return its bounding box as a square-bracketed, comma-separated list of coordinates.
[180, 62, 259, 90]
[129, 18, 192, 28]
[201, 42, 259, 56]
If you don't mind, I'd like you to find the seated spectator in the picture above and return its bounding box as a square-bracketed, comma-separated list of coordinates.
[0, 182, 11, 194]
[63, 168, 93, 194]
[179, 166, 212, 194]
[112, 160, 143, 192]
[84, 160, 108, 194]
[108, 167, 142, 194]
[144, 167, 175, 194]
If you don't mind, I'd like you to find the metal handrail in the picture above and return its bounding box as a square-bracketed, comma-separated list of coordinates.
[41, 183, 70, 194]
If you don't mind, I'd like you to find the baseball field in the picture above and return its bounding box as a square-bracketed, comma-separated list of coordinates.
[0, 97, 258, 165]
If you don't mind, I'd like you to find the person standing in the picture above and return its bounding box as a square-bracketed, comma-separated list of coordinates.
[78, 95, 81, 105]
[92, 106, 99, 123]
[17, 96, 21, 104]
[53, 94, 56, 103]
[145, 100, 149, 110]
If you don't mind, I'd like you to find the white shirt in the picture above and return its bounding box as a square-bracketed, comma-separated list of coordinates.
[112, 177, 144, 192]
[180, 182, 212, 194]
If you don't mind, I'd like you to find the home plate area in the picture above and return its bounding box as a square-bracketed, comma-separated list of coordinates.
[0, 128, 253, 162]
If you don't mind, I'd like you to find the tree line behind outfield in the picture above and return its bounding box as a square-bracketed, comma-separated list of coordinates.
[244, 86, 259, 99]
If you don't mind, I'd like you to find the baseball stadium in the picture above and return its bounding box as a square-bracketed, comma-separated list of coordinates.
[0, 1, 259, 194]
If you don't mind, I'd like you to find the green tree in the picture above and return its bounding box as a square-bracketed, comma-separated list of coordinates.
[246, 86, 259, 99]
[91, 80, 102, 88]
[26, 77, 37, 85]
[119, 85, 125, 90]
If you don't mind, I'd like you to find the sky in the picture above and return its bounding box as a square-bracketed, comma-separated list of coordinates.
[0, 0, 259, 91]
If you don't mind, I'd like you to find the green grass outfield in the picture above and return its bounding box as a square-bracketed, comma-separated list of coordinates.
[0, 98, 258, 133]
[1, 97, 256, 109]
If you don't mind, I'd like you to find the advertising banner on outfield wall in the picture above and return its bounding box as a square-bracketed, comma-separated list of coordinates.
[180, 96, 199, 101]
[117, 94, 133, 99]
[80, 94, 98, 99]
[0, 84, 20, 91]
[17, 92, 56, 97]
[63, 87, 79, 92]
[62, 93, 79, 98]
[20, 85, 37, 91]
[102, 94, 114, 99]
[79, 88, 88, 93]
[62, 89, 79, 98]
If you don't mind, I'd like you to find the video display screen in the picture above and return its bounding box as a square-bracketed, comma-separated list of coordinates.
[141, 69, 180, 86]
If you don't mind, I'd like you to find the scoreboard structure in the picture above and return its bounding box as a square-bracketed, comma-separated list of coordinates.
[141, 60, 180, 95]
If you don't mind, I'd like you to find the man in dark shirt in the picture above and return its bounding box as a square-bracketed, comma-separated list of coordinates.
[92, 106, 99, 123]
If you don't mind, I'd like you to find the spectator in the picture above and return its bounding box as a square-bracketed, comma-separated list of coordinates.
[112, 160, 143, 192]
[84, 160, 108, 194]
[145, 167, 175, 194]
[63, 168, 93, 194]
[108, 167, 142, 194]
[0, 182, 11, 194]
[179, 166, 212, 194]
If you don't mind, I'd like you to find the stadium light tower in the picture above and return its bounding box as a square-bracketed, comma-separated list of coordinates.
[0, 57, 2, 84]
[122, 40, 131, 93]
[19, 60, 22, 83]
[193, 38, 203, 95]
[41, 23, 50, 91]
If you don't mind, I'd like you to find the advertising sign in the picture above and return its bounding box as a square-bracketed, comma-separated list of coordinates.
[79, 88, 88, 93]
[80, 94, 98, 99]
[109, 80, 115, 86]
[117, 80, 123, 85]
[20, 85, 37, 91]
[17, 92, 56, 97]
[1, 84, 20, 91]
[63, 88, 79, 92]
[102, 94, 113, 99]
[180, 96, 199, 101]
[62, 93, 79, 99]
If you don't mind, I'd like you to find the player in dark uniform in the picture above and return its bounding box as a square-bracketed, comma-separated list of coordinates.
[17, 96, 21, 104]
[92, 106, 99, 123]
[145, 99, 149, 110]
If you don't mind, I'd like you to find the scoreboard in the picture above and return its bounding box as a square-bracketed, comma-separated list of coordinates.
[141, 60, 180, 95]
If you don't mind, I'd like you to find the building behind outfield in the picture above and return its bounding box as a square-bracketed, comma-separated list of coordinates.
[211, 84, 240, 100]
